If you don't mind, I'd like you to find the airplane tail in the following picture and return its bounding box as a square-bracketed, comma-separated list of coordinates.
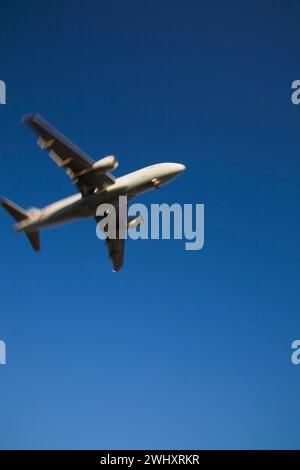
[1, 197, 41, 252]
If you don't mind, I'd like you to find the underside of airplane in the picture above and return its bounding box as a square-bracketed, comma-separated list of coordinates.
[1, 115, 185, 271]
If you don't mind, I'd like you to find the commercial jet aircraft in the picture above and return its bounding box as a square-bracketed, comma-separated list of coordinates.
[1, 115, 185, 271]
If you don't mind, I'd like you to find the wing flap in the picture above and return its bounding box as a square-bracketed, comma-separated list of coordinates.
[23, 114, 94, 174]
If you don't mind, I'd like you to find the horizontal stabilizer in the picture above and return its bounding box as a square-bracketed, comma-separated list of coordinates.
[1, 197, 41, 252]
[0, 197, 28, 222]
[26, 231, 40, 252]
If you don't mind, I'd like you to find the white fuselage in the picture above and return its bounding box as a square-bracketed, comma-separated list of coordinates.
[17, 163, 185, 233]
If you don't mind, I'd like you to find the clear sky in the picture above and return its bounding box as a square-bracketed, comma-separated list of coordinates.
[0, 0, 300, 450]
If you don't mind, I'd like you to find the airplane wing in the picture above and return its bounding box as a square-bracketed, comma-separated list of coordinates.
[106, 237, 125, 272]
[95, 215, 125, 272]
[23, 114, 115, 195]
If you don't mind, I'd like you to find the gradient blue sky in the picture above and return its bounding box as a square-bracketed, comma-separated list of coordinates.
[1, 0, 300, 450]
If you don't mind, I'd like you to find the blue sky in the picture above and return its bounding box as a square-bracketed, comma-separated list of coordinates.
[1, 0, 300, 449]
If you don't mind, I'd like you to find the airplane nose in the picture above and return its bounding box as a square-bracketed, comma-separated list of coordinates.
[171, 163, 186, 174]
[152, 163, 186, 187]
[176, 163, 186, 173]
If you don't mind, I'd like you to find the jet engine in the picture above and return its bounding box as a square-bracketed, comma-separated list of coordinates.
[127, 215, 143, 229]
[92, 155, 118, 172]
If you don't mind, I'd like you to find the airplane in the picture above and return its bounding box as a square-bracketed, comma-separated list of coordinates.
[1, 114, 186, 271]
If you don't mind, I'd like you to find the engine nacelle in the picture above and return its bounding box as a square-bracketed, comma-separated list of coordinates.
[127, 215, 143, 230]
[92, 155, 118, 172]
